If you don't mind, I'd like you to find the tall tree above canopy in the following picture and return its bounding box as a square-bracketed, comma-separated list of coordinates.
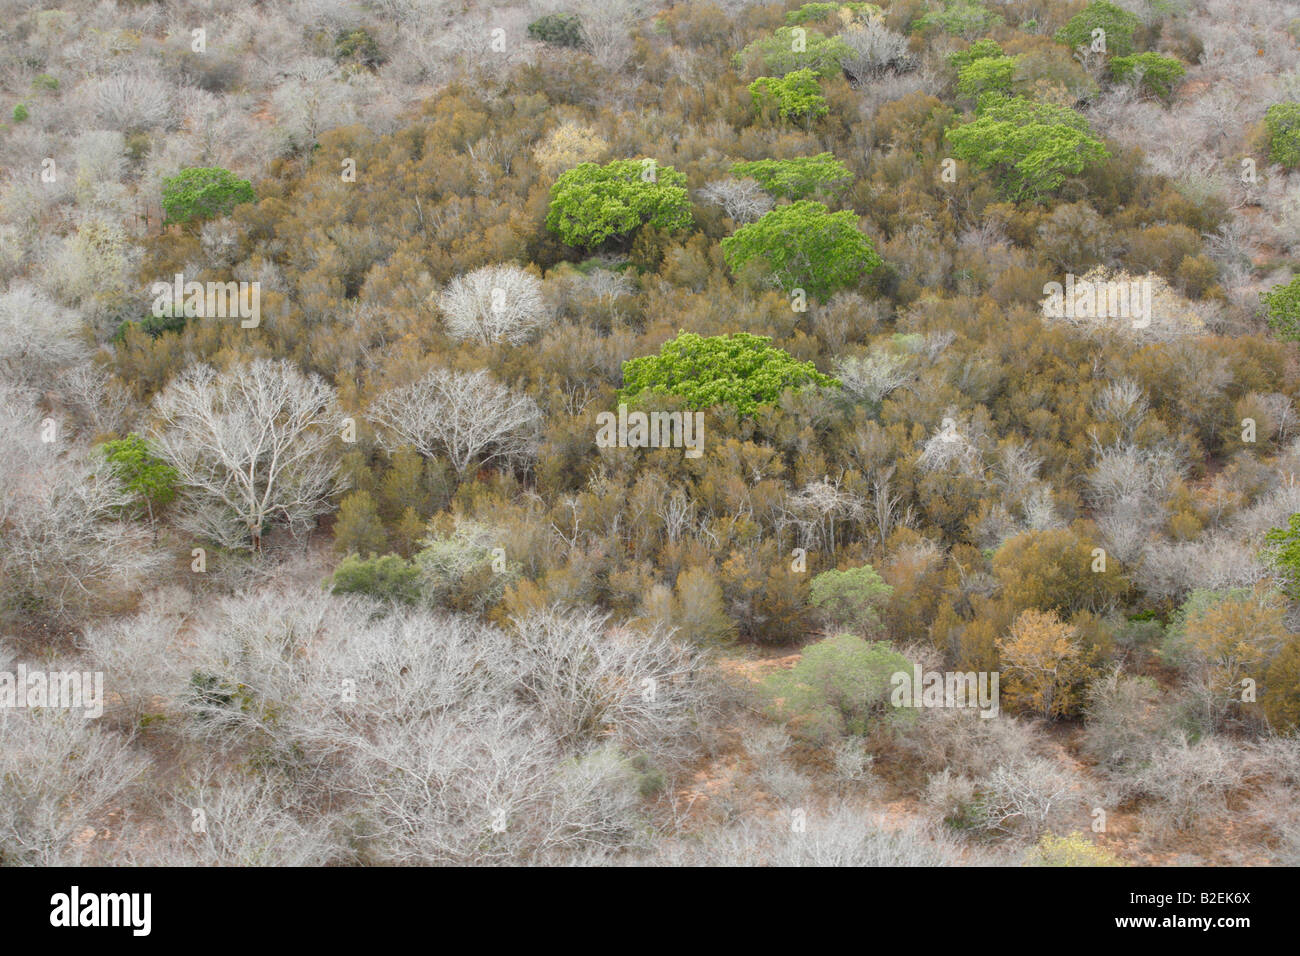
[619, 331, 839, 415]
[721, 200, 881, 298]
[544, 158, 693, 250]
[945, 95, 1110, 203]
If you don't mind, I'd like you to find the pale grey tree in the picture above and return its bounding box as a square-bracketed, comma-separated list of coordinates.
[370, 366, 542, 478]
[438, 264, 550, 345]
[151, 359, 346, 552]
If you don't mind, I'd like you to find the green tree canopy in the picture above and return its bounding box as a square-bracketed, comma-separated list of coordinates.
[914, 1, 1004, 39]
[946, 37, 1004, 72]
[733, 26, 852, 77]
[1054, 1, 1141, 57]
[545, 158, 693, 249]
[527, 13, 585, 48]
[100, 432, 178, 520]
[1110, 52, 1185, 102]
[1264, 102, 1300, 169]
[161, 167, 255, 226]
[945, 95, 1110, 203]
[619, 331, 838, 415]
[749, 69, 829, 122]
[785, 2, 881, 25]
[809, 563, 894, 634]
[1261, 275, 1300, 340]
[761, 634, 914, 743]
[1264, 513, 1300, 599]
[721, 199, 881, 298]
[729, 153, 852, 199]
[956, 55, 1017, 100]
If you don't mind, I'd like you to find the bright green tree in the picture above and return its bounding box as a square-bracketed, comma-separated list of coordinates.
[545, 158, 693, 249]
[721, 200, 882, 298]
[527, 13, 584, 48]
[785, 2, 881, 25]
[808, 564, 893, 635]
[1110, 53, 1185, 102]
[761, 634, 914, 742]
[729, 153, 852, 199]
[914, 1, 1004, 39]
[946, 96, 1110, 203]
[956, 55, 1017, 100]
[1264, 102, 1300, 169]
[1261, 275, 1300, 341]
[947, 38, 1003, 73]
[619, 331, 838, 415]
[749, 69, 828, 122]
[1054, 1, 1141, 57]
[329, 553, 423, 604]
[1264, 513, 1300, 598]
[161, 167, 255, 226]
[101, 433, 178, 523]
[733, 27, 852, 77]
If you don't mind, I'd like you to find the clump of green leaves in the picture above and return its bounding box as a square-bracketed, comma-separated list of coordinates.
[545, 158, 693, 249]
[414, 521, 519, 614]
[1264, 102, 1300, 169]
[947, 37, 1004, 72]
[956, 55, 1017, 100]
[1110, 52, 1185, 102]
[785, 2, 881, 25]
[101, 433, 178, 521]
[1261, 274, 1300, 340]
[161, 167, 255, 226]
[329, 553, 424, 604]
[749, 69, 828, 121]
[1264, 513, 1300, 599]
[733, 26, 852, 77]
[721, 199, 882, 298]
[1054, 1, 1141, 57]
[945, 95, 1110, 203]
[761, 634, 914, 743]
[619, 331, 838, 415]
[914, 1, 1004, 39]
[12, 103, 28, 122]
[333, 27, 386, 68]
[729, 153, 852, 199]
[528, 13, 585, 47]
[808, 564, 893, 635]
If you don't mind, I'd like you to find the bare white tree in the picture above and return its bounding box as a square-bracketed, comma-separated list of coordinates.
[438, 264, 551, 345]
[575, 0, 640, 72]
[164, 586, 711, 865]
[133, 764, 341, 867]
[834, 349, 913, 404]
[654, 801, 965, 866]
[511, 605, 711, 756]
[370, 367, 542, 478]
[0, 383, 157, 619]
[0, 708, 149, 865]
[150, 359, 346, 552]
[838, 17, 915, 84]
[1092, 379, 1150, 442]
[697, 178, 774, 225]
[83, 70, 177, 131]
[0, 284, 88, 388]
